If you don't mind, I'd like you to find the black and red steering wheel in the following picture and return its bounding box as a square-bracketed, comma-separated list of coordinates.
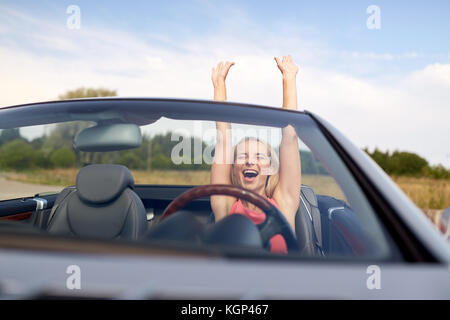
[161, 184, 299, 252]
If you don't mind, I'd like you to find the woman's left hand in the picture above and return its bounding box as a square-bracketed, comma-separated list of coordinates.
[274, 55, 299, 80]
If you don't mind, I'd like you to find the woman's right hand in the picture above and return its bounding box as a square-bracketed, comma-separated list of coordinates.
[212, 61, 235, 87]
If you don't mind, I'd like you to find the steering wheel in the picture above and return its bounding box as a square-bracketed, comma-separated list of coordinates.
[161, 184, 299, 252]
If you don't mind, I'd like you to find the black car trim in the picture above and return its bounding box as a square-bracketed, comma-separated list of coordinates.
[0, 227, 401, 264]
[0, 198, 37, 217]
[1, 97, 307, 115]
[0, 194, 58, 219]
[0, 98, 310, 132]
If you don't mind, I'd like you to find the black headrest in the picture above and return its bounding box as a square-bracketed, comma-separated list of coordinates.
[76, 164, 134, 204]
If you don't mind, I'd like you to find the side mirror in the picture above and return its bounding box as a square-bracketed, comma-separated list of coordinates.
[74, 123, 142, 152]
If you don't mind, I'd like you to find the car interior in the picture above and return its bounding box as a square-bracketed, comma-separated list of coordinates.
[0, 100, 386, 260]
[0, 162, 374, 258]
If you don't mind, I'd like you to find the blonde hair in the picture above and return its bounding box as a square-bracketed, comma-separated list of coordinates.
[230, 137, 280, 198]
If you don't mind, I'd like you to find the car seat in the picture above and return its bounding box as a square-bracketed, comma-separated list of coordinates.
[46, 164, 147, 240]
[296, 185, 371, 257]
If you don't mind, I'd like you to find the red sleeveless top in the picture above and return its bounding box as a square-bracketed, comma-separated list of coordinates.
[229, 198, 288, 254]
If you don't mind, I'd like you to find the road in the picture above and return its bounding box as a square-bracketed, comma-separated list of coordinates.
[0, 176, 63, 200]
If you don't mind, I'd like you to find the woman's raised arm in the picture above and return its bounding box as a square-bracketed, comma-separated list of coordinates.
[210, 61, 235, 221]
[273, 55, 302, 232]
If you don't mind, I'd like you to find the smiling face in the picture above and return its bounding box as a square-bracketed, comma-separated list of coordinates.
[231, 139, 277, 196]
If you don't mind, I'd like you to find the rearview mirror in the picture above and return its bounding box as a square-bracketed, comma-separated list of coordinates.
[73, 123, 142, 152]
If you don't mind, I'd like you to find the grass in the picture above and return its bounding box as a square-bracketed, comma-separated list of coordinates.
[3, 169, 449, 211]
[3, 168, 210, 187]
[391, 176, 450, 210]
[4, 168, 80, 187]
[2, 169, 345, 199]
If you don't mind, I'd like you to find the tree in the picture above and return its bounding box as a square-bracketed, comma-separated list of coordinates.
[30, 136, 46, 150]
[34, 150, 51, 168]
[150, 154, 174, 170]
[390, 151, 428, 176]
[0, 128, 23, 147]
[364, 147, 393, 174]
[58, 87, 117, 100]
[364, 147, 432, 177]
[0, 139, 36, 170]
[423, 164, 450, 179]
[43, 87, 119, 165]
[50, 147, 76, 168]
[118, 152, 145, 170]
[299, 150, 329, 175]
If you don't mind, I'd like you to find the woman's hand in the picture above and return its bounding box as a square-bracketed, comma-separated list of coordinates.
[212, 61, 235, 87]
[274, 55, 299, 80]
[212, 61, 234, 101]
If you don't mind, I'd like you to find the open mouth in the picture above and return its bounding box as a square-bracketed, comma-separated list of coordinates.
[242, 169, 259, 180]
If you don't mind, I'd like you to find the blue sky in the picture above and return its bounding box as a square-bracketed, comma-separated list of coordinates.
[0, 0, 449, 166]
[4, 0, 450, 66]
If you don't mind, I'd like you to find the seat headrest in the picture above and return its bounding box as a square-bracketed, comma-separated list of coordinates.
[76, 164, 134, 204]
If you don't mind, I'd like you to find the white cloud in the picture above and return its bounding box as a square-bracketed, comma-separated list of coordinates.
[340, 51, 424, 61]
[407, 63, 450, 89]
[347, 51, 393, 60]
[0, 5, 449, 167]
[298, 64, 450, 167]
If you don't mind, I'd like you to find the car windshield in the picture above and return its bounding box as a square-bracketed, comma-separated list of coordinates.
[0, 99, 397, 261]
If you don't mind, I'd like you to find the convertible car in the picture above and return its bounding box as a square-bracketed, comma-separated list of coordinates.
[0, 98, 449, 300]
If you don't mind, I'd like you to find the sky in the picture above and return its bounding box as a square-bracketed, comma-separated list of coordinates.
[0, 0, 449, 167]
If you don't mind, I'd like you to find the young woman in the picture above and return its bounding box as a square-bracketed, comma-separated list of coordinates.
[210, 56, 301, 253]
